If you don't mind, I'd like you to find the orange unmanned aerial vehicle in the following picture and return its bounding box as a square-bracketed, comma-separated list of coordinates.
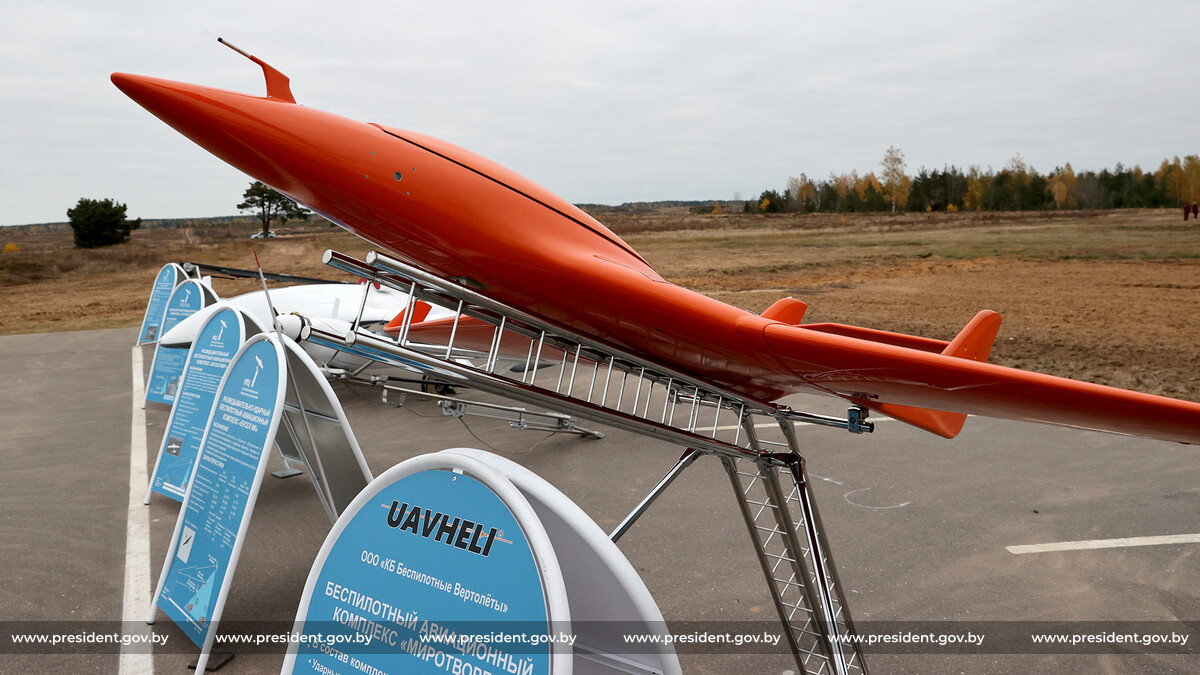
[111, 44, 1200, 446]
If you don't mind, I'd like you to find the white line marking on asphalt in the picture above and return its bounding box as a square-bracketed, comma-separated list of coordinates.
[1007, 533, 1200, 555]
[843, 487, 910, 510]
[120, 345, 154, 675]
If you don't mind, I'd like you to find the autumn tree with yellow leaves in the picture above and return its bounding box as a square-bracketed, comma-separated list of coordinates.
[880, 146, 911, 212]
[1048, 164, 1078, 209]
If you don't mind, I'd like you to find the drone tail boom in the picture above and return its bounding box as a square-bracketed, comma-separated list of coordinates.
[765, 309, 1200, 444]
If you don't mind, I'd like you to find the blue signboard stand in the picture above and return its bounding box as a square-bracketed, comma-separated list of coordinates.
[284, 452, 571, 675]
[145, 279, 217, 406]
[148, 333, 287, 672]
[138, 263, 188, 345]
[145, 305, 265, 503]
[440, 450, 682, 675]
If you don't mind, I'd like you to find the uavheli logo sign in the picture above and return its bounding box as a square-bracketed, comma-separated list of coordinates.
[385, 501, 510, 557]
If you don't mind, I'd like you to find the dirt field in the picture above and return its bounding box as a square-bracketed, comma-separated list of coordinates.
[3, 208, 1198, 401]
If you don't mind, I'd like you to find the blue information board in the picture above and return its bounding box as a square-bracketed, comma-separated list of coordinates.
[286, 456, 560, 675]
[139, 263, 186, 344]
[148, 306, 249, 502]
[146, 280, 213, 405]
[153, 335, 285, 650]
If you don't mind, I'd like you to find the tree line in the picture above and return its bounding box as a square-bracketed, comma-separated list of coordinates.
[741, 149, 1200, 214]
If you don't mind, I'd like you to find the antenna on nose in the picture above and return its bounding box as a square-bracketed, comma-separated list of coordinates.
[218, 37, 296, 104]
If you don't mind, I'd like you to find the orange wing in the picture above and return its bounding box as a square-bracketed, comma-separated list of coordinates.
[764, 311, 1200, 443]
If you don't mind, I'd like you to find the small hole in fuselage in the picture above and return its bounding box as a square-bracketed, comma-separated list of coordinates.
[394, 172, 403, 181]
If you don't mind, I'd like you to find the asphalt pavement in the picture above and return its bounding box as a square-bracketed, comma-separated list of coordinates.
[2, 327, 1198, 674]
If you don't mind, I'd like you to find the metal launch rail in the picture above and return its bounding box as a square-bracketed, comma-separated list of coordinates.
[311, 248, 871, 675]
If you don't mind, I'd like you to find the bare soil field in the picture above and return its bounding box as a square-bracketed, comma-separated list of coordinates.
[3, 208, 1198, 401]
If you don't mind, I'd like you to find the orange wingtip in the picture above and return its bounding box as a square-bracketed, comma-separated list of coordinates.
[865, 401, 968, 439]
[761, 297, 808, 325]
[382, 301, 433, 335]
[943, 310, 1002, 362]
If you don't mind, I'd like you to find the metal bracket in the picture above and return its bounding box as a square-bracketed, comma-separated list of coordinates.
[335, 372, 604, 440]
[847, 406, 873, 434]
[438, 399, 604, 439]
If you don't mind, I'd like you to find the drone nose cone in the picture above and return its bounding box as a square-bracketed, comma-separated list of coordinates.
[111, 72, 155, 101]
[112, 71, 303, 194]
[111, 72, 196, 124]
[112, 71, 229, 143]
[110, 72, 141, 98]
[112, 71, 246, 133]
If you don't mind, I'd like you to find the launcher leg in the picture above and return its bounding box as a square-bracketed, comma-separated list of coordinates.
[722, 450, 866, 675]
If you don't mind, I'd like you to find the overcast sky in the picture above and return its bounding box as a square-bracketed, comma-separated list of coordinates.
[1, 0, 1197, 226]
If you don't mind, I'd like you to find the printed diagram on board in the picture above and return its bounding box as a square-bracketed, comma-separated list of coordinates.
[167, 548, 219, 631]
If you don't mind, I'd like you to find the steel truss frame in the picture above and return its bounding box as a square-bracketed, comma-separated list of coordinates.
[309, 248, 869, 674]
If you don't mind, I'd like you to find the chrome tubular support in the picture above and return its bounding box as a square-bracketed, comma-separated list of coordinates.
[609, 448, 704, 543]
[723, 452, 866, 675]
[315, 249, 869, 674]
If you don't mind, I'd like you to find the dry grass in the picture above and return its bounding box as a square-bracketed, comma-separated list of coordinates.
[612, 208, 1200, 401]
[3, 208, 1198, 401]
